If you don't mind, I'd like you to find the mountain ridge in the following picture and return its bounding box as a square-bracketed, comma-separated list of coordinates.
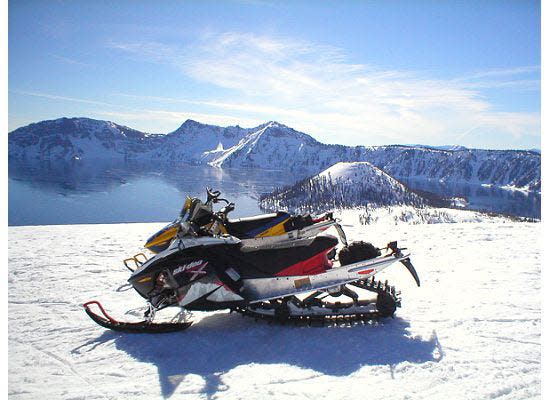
[8, 116, 541, 192]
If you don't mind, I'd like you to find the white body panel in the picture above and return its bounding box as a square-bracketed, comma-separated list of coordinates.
[240, 253, 409, 302]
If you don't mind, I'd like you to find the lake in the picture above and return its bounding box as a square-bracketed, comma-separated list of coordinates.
[8, 160, 540, 226]
[8, 160, 296, 226]
[399, 177, 540, 219]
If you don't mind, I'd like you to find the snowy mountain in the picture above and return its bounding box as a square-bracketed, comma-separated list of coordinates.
[361, 146, 541, 193]
[151, 119, 256, 164]
[7, 117, 162, 160]
[405, 144, 468, 151]
[7, 117, 254, 163]
[260, 162, 425, 213]
[9, 117, 541, 192]
[209, 121, 356, 172]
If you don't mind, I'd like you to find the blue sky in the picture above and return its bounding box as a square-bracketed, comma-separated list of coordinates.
[8, 0, 541, 149]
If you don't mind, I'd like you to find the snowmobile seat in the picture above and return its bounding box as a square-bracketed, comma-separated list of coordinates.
[209, 235, 339, 279]
[225, 211, 290, 238]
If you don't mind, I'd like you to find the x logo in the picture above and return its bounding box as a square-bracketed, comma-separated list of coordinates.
[184, 262, 208, 281]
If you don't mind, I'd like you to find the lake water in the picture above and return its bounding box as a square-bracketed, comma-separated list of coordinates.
[8, 160, 540, 226]
[8, 160, 296, 226]
[399, 177, 540, 219]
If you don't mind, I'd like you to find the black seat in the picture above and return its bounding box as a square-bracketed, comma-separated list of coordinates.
[209, 235, 339, 279]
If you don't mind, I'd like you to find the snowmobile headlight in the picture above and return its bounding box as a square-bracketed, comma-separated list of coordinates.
[155, 269, 178, 290]
[156, 271, 167, 286]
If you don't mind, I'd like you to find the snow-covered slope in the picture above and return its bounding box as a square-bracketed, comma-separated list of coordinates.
[260, 161, 425, 212]
[151, 119, 255, 164]
[340, 205, 521, 225]
[210, 121, 355, 173]
[361, 146, 541, 193]
[7, 117, 252, 162]
[7, 117, 162, 160]
[9, 117, 541, 192]
[8, 218, 540, 399]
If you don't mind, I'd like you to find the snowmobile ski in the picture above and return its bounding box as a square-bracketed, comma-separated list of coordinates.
[83, 301, 192, 333]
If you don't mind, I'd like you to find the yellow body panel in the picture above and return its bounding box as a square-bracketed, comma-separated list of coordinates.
[256, 218, 290, 238]
[146, 215, 290, 252]
[145, 225, 178, 250]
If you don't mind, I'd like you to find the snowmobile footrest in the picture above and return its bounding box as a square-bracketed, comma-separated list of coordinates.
[83, 301, 192, 333]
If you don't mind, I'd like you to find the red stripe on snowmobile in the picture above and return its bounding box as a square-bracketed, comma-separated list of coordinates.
[358, 268, 375, 275]
[213, 280, 236, 293]
[275, 248, 334, 277]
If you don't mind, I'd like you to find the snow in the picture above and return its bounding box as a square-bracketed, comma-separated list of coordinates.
[499, 185, 532, 194]
[318, 161, 386, 182]
[341, 205, 519, 225]
[447, 197, 468, 208]
[8, 216, 540, 399]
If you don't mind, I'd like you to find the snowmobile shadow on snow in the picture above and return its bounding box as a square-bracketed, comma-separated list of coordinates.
[81, 312, 443, 398]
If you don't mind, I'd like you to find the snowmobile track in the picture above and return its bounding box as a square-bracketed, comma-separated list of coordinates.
[231, 277, 401, 326]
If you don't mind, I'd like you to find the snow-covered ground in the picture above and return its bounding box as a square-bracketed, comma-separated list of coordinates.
[340, 205, 523, 226]
[8, 215, 540, 399]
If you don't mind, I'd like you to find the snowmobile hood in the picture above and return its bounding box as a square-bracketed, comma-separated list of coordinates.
[145, 221, 179, 254]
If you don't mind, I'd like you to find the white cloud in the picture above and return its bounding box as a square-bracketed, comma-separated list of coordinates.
[94, 109, 264, 133]
[11, 90, 116, 107]
[97, 33, 542, 146]
[456, 65, 540, 80]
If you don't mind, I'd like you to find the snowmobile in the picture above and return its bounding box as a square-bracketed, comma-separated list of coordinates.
[144, 188, 342, 253]
[83, 192, 421, 333]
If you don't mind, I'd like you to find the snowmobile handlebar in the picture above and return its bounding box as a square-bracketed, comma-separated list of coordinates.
[206, 188, 221, 202]
[218, 202, 235, 217]
[205, 188, 233, 207]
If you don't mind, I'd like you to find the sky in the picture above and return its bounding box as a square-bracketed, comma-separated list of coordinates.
[8, 0, 541, 149]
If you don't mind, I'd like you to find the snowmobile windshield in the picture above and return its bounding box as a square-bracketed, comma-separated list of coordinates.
[189, 204, 215, 226]
[183, 197, 215, 227]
